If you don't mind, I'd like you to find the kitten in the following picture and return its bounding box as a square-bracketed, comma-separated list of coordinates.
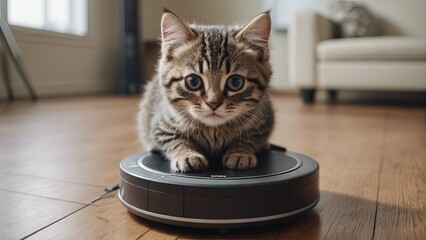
[137, 9, 274, 172]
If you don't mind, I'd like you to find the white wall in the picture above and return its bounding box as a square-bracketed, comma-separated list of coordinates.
[325, 0, 426, 37]
[5, 0, 418, 98]
[141, 0, 266, 41]
[141, 0, 426, 92]
[0, 0, 120, 98]
[140, 0, 291, 90]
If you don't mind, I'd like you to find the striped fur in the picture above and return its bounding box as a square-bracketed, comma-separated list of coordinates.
[138, 10, 274, 172]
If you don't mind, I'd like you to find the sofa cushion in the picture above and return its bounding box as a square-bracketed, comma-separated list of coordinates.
[317, 36, 426, 61]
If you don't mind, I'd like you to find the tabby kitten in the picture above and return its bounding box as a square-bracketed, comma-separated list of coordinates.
[137, 9, 274, 172]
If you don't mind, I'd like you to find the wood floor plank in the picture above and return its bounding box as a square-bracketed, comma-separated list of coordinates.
[0, 173, 104, 204]
[0, 143, 141, 187]
[27, 195, 151, 240]
[1, 95, 424, 239]
[0, 190, 86, 240]
[137, 224, 183, 240]
[178, 228, 280, 240]
[272, 99, 386, 239]
[0, 96, 142, 186]
[373, 108, 426, 239]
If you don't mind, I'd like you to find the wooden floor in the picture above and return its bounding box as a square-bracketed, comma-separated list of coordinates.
[0, 94, 424, 240]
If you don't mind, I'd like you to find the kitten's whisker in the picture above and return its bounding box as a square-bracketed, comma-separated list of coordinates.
[241, 111, 264, 138]
[171, 110, 189, 143]
[186, 115, 196, 142]
[178, 114, 191, 142]
[232, 115, 246, 144]
[229, 118, 240, 142]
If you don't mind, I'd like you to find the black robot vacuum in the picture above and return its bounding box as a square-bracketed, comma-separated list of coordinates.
[118, 146, 319, 229]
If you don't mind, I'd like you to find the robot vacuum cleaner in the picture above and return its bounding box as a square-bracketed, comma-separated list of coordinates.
[118, 145, 319, 229]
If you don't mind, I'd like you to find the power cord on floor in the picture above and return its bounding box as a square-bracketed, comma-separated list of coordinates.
[90, 183, 119, 204]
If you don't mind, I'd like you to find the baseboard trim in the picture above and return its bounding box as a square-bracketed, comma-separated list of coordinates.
[0, 80, 116, 99]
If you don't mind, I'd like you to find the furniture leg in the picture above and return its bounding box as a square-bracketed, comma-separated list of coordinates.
[1, 52, 13, 101]
[10, 55, 37, 101]
[328, 90, 338, 101]
[300, 89, 316, 104]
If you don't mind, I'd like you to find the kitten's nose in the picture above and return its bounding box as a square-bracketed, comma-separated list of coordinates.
[207, 102, 221, 111]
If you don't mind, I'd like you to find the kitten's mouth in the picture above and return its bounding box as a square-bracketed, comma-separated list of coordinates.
[200, 112, 228, 126]
[207, 112, 223, 118]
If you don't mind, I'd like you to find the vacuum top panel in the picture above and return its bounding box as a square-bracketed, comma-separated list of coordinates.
[120, 150, 318, 187]
[140, 151, 301, 179]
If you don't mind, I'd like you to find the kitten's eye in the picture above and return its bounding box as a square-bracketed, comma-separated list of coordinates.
[185, 74, 203, 91]
[226, 75, 245, 91]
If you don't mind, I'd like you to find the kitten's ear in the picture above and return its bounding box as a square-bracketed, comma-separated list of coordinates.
[236, 12, 271, 48]
[161, 9, 196, 45]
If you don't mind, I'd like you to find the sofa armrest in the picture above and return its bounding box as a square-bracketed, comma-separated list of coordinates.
[289, 10, 335, 88]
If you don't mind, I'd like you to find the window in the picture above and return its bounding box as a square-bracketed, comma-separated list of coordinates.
[7, 0, 88, 36]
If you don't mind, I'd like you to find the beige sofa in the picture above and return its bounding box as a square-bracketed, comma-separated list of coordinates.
[289, 10, 426, 103]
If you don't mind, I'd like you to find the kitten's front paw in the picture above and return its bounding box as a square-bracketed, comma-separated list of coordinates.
[223, 153, 257, 170]
[171, 153, 209, 172]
